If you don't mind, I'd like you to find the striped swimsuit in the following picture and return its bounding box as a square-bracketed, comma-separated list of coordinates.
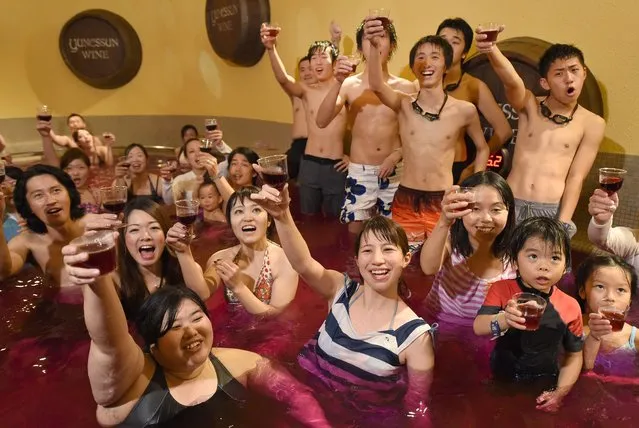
[424, 251, 516, 325]
[298, 274, 431, 405]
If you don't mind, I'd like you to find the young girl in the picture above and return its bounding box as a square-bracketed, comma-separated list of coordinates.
[251, 183, 434, 423]
[421, 171, 516, 324]
[577, 254, 638, 371]
[473, 217, 583, 412]
[60, 148, 99, 213]
[198, 180, 226, 223]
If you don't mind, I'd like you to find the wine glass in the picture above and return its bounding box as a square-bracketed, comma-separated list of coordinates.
[69, 230, 117, 276]
[368, 8, 391, 27]
[204, 118, 218, 131]
[599, 168, 627, 195]
[37, 105, 52, 122]
[347, 53, 361, 74]
[478, 22, 502, 42]
[257, 154, 288, 191]
[262, 22, 280, 37]
[100, 186, 127, 217]
[175, 199, 200, 239]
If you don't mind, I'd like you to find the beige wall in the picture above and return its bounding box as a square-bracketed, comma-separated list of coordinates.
[0, 0, 636, 155]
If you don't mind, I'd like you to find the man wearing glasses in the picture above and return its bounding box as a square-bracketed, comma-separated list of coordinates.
[476, 31, 605, 236]
[366, 20, 489, 252]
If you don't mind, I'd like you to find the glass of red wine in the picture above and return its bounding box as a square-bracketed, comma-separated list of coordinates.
[200, 138, 215, 154]
[479, 22, 501, 42]
[599, 305, 627, 332]
[514, 292, 547, 331]
[100, 186, 127, 217]
[69, 230, 117, 276]
[599, 167, 627, 195]
[176, 199, 200, 239]
[368, 8, 391, 28]
[204, 118, 218, 132]
[257, 154, 289, 191]
[37, 105, 52, 122]
[262, 22, 280, 37]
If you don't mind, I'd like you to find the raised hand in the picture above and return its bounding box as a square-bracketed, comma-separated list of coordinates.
[588, 188, 618, 225]
[474, 25, 505, 54]
[439, 186, 474, 226]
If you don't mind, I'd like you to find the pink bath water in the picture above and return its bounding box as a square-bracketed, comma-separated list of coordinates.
[1, 163, 638, 427]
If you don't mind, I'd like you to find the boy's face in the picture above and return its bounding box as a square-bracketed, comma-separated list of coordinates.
[298, 60, 316, 84]
[438, 27, 466, 66]
[25, 174, 72, 229]
[309, 48, 335, 82]
[412, 43, 447, 88]
[198, 185, 222, 212]
[515, 236, 566, 293]
[540, 57, 586, 104]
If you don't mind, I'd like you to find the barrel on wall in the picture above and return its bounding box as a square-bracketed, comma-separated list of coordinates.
[464, 37, 604, 177]
[59, 9, 142, 89]
[205, 0, 270, 67]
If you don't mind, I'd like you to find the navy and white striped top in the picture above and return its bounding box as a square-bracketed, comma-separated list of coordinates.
[298, 274, 432, 403]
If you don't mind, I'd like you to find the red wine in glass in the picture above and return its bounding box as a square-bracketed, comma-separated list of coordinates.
[267, 28, 280, 37]
[102, 201, 126, 215]
[177, 214, 198, 226]
[376, 17, 391, 28]
[205, 124, 218, 131]
[73, 246, 117, 275]
[518, 303, 544, 331]
[600, 177, 623, 195]
[262, 168, 288, 190]
[480, 29, 499, 42]
[37, 114, 52, 121]
[601, 309, 625, 332]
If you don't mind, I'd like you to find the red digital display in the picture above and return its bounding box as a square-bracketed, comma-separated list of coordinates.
[487, 153, 503, 169]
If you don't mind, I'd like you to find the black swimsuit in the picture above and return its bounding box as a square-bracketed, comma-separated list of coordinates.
[120, 353, 246, 427]
[127, 175, 163, 204]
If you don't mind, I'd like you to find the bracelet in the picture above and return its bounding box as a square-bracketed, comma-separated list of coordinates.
[490, 311, 508, 339]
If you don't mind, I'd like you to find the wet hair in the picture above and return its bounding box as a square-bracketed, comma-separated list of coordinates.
[180, 124, 198, 140]
[409, 35, 453, 70]
[227, 147, 260, 186]
[13, 164, 84, 234]
[118, 198, 185, 319]
[436, 18, 474, 54]
[450, 171, 516, 258]
[225, 186, 275, 238]
[124, 143, 148, 159]
[539, 44, 585, 78]
[506, 217, 571, 269]
[307, 40, 339, 63]
[135, 286, 209, 352]
[355, 19, 398, 59]
[354, 215, 409, 256]
[66, 113, 85, 124]
[298, 55, 310, 66]
[576, 255, 637, 302]
[59, 148, 90, 170]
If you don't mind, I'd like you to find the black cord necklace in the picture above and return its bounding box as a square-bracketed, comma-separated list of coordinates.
[412, 92, 449, 121]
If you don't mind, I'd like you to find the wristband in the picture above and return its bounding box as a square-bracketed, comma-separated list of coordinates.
[490, 311, 507, 339]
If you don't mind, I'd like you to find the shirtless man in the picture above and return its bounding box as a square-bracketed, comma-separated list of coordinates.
[261, 28, 348, 217]
[286, 55, 316, 180]
[39, 119, 114, 167]
[434, 18, 512, 183]
[50, 113, 104, 148]
[316, 18, 414, 233]
[366, 19, 489, 250]
[476, 28, 605, 235]
[0, 164, 119, 286]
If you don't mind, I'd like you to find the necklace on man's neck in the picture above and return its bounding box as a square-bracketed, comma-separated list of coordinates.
[412, 92, 448, 121]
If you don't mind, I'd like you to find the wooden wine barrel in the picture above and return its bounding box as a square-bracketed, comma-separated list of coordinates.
[464, 36, 604, 177]
[59, 9, 142, 89]
[205, 0, 270, 67]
